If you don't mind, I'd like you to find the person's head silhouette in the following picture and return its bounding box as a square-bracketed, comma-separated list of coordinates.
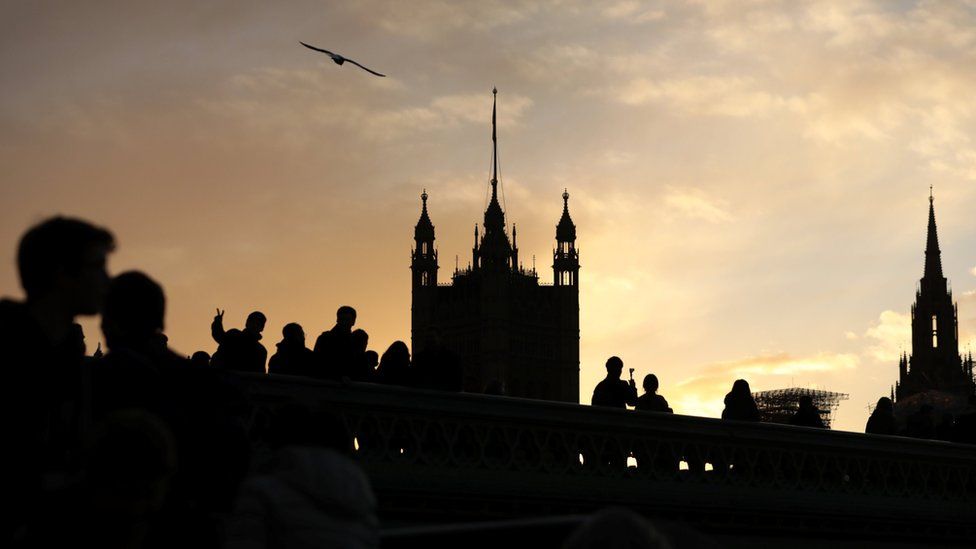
[364, 350, 379, 369]
[245, 311, 266, 336]
[351, 328, 368, 353]
[281, 322, 304, 346]
[190, 351, 211, 367]
[605, 356, 624, 379]
[875, 396, 893, 412]
[643, 374, 659, 394]
[17, 216, 115, 317]
[102, 271, 165, 350]
[336, 305, 356, 330]
[731, 379, 751, 396]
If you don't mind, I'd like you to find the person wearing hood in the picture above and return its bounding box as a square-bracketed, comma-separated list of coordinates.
[865, 397, 896, 435]
[211, 309, 267, 373]
[721, 379, 760, 422]
[225, 405, 378, 549]
[268, 323, 314, 377]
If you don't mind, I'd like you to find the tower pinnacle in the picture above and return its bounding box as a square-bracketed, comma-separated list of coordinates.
[924, 188, 943, 281]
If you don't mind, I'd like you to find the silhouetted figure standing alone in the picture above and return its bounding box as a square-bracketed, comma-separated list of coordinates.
[635, 374, 673, 413]
[592, 357, 637, 408]
[721, 379, 760, 421]
[789, 395, 825, 428]
[865, 397, 897, 435]
[313, 306, 360, 380]
[268, 323, 315, 377]
[211, 309, 268, 373]
[0, 216, 114, 539]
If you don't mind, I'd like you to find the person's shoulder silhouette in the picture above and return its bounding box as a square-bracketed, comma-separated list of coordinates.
[722, 379, 760, 421]
[592, 357, 637, 408]
[635, 374, 673, 413]
[269, 322, 314, 377]
[313, 306, 357, 380]
[865, 397, 896, 435]
[211, 309, 268, 373]
[789, 396, 825, 428]
[376, 341, 412, 386]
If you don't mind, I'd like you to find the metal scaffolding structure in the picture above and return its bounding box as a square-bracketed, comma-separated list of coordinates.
[752, 387, 849, 429]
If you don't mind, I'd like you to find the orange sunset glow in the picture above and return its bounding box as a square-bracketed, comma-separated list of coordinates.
[4, 1, 976, 433]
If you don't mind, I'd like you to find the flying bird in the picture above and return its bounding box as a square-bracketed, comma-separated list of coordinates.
[299, 41, 386, 77]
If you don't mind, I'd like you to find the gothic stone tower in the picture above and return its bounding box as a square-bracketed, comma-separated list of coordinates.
[894, 191, 975, 402]
[410, 89, 580, 402]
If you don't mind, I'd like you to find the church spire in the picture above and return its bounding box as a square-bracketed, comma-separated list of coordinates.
[484, 87, 505, 233]
[924, 186, 944, 281]
[415, 188, 434, 239]
[491, 86, 498, 198]
[411, 189, 437, 287]
[477, 87, 513, 272]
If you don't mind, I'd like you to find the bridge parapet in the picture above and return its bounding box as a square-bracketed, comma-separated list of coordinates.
[234, 374, 976, 544]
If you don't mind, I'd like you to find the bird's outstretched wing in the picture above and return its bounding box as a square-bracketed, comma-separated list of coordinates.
[344, 58, 386, 77]
[299, 41, 337, 57]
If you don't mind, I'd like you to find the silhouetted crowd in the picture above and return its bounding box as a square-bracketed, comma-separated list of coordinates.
[3, 216, 976, 548]
[591, 355, 976, 443]
[202, 302, 463, 391]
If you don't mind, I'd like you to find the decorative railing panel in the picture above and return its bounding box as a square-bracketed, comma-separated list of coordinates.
[234, 374, 976, 543]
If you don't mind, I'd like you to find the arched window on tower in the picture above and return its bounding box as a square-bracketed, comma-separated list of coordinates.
[421, 272, 430, 286]
[932, 314, 938, 348]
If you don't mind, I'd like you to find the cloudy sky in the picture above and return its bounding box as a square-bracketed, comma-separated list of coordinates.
[3, 0, 976, 431]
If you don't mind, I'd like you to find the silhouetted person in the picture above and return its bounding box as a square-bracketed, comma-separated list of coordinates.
[189, 350, 211, 368]
[0, 216, 114, 539]
[211, 309, 268, 373]
[952, 395, 976, 444]
[789, 395, 825, 428]
[414, 330, 463, 391]
[905, 404, 936, 439]
[268, 323, 315, 377]
[364, 350, 379, 377]
[635, 374, 672, 413]
[721, 379, 760, 421]
[96, 271, 189, 418]
[348, 328, 374, 381]
[591, 357, 637, 408]
[375, 340, 412, 386]
[865, 397, 896, 435]
[313, 306, 359, 380]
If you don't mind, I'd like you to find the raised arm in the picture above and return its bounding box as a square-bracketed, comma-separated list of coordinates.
[211, 308, 226, 344]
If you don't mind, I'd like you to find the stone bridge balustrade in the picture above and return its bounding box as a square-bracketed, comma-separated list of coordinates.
[233, 373, 976, 544]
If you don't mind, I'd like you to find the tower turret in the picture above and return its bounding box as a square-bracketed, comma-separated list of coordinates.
[553, 189, 579, 286]
[412, 189, 438, 287]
